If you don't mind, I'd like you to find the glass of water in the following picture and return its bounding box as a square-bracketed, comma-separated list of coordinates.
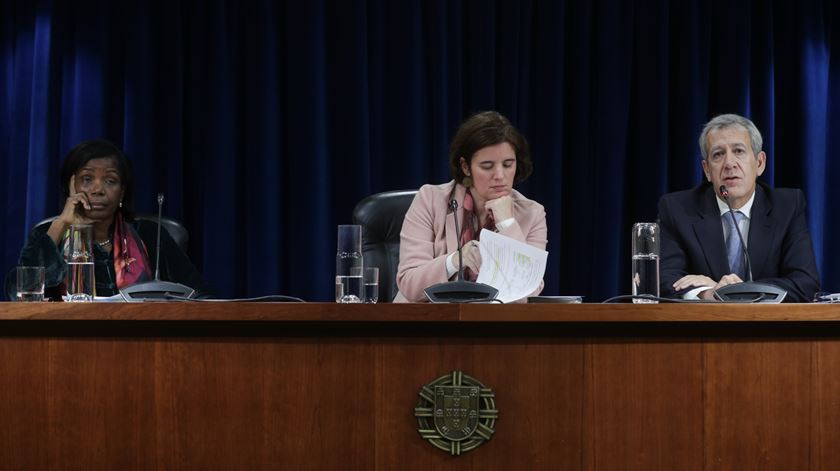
[16, 266, 45, 302]
[356, 267, 379, 304]
[65, 224, 95, 302]
[335, 274, 364, 303]
[631, 222, 660, 303]
[336, 225, 363, 303]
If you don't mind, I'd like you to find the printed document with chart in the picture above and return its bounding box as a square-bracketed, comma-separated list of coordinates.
[475, 229, 548, 303]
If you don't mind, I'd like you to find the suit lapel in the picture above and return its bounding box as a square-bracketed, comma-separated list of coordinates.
[747, 185, 773, 279]
[445, 211, 457, 254]
[691, 186, 730, 279]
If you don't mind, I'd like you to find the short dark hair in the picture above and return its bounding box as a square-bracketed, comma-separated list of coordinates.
[449, 111, 533, 185]
[59, 140, 136, 220]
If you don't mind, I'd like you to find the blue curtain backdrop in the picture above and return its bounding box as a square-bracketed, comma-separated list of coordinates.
[2, 0, 838, 301]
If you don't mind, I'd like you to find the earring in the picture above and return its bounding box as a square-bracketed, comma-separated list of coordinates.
[119, 200, 123, 208]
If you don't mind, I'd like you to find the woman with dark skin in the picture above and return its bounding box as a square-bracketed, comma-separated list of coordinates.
[5, 140, 211, 299]
[50, 159, 123, 249]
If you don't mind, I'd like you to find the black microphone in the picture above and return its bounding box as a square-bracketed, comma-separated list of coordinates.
[119, 193, 198, 301]
[154, 193, 164, 280]
[719, 185, 753, 281]
[423, 197, 499, 303]
[450, 199, 465, 282]
[713, 185, 787, 302]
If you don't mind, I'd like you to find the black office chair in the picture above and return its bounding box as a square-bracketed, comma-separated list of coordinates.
[33, 215, 190, 252]
[352, 190, 418, 302]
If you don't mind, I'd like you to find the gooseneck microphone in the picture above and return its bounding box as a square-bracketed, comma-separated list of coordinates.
[719, 185, 753, 281]
[119, 193, 198, 301]
[423, 198, 499, 303]
[154, 193, 164, 280]
[450, 199, 466, 282]
[712, 185, 787, 303]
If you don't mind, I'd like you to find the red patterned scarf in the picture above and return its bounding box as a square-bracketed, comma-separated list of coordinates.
[112, 212, 153, 288]
[459, 189, 496, 281]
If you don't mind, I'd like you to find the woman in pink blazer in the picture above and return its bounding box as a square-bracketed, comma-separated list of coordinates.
[394, 111, 548, 302]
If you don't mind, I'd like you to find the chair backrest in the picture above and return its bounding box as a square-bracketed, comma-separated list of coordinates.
[352, 190, 418, 302]
[33, 215, 190, 252]
[136, 215, 189, 252]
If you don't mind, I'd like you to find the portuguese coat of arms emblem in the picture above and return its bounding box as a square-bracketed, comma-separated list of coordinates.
[414, 371, 498, 455]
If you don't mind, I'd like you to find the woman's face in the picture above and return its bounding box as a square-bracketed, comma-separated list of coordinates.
[461, 142, 517, 203]
[72, 157, 124, 223]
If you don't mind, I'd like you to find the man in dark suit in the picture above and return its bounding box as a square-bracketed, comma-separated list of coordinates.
[658, 114, 820, 302]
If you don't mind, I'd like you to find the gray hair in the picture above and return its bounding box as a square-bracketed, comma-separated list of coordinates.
[698, 114, 763, 160]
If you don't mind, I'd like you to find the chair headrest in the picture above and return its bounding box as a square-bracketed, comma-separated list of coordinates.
[352, 190, 418, 242]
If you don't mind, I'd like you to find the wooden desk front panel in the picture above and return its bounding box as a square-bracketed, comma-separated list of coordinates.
[0, 305, 839, 470]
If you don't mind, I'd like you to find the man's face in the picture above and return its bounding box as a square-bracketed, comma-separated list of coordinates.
[701, 126, 766, 209]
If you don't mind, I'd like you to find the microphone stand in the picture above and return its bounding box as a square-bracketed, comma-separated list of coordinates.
[423, 199, 499, 303]
[713, 185, 787, 303]
[119, 193, 198, 301]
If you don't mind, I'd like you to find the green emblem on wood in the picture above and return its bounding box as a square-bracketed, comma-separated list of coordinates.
[414, 371, 498, 456]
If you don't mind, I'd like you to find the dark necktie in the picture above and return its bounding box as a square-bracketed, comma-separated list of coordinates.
[724, 211, 747, 279]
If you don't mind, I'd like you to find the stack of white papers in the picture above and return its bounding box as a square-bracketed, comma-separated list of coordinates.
[476, 229, 548, 303]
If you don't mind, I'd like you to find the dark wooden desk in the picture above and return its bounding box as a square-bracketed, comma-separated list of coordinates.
[1, 302, 839, 470]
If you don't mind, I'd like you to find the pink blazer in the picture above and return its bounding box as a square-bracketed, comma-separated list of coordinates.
[394, 180, 548, 302]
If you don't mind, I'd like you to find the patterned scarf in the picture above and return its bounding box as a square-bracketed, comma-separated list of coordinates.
[459, 189, 497, 281]
[112, 212, 153, 288]
[55, 213, 152, 299]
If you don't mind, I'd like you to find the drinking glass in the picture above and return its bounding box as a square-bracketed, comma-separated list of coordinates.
[336, 225, 363, 303]
[16, 266, 45, 302]
[65, 224, 95, 302]
[631, 222, 659, 303]
[354, 266, 379, 304]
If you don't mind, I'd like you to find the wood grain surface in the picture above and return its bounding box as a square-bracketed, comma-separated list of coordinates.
[1, 301, 840, 322]
[0, 302, 839, 470]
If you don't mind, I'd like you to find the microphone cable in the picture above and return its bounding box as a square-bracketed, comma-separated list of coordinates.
[601, 294, 764, 303]
[163, 294, 306, 302]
